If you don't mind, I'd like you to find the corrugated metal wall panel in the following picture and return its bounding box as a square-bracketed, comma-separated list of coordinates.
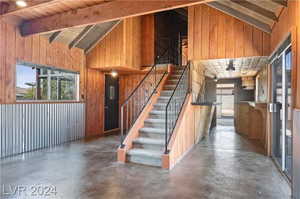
[0, 103, 85, 158]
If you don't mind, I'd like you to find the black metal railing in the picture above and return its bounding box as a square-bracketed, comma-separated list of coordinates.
[120, 51, 171, 147]
[164, 61, 191, 153]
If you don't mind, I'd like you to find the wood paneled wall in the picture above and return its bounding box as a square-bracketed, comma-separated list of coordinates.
[236, 102, 268, 152]
[188, 4, 271, 60]
[119, 73, 145, 128]
[85, 69, 105, 136]
[191, 61, 205, 102]
[271, 1, 300, 108]
[271, 1, 299, 51]
[141, 14, 155, 66]
[87, 16, 144, 70]
[87, 22, 124, 69]
[85, 72, 145, 137]
[119, 74, 144, 104]
[0, 19, 86, 104]
[124, 17, 142, 69]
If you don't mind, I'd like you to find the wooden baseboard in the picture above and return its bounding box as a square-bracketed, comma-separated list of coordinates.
[104, 128, 120, 136]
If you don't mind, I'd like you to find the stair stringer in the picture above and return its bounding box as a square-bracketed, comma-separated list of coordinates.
[162, 95, 217, 169]
[117, 68, 172, 163]
[161, 94, 193, 169]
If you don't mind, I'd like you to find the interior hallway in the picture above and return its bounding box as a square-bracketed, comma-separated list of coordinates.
[1, 120, 290, 199]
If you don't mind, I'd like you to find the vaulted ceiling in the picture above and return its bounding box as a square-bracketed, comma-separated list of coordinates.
[0, 0, 214, 36]
[206, 0, 287, 33]
[0, 0, 287, 36]
[0, 0, 106, 19]
[43, 20, 120, 53]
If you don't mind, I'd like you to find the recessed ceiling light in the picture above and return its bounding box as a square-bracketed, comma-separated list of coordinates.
[16, 0, 27, 7]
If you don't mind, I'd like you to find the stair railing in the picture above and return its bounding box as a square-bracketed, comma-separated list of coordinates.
[120, 49, 171, 147]
[164, 61, 191, 153]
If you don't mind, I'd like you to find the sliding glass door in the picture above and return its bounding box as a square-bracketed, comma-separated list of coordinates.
[285, 48, 292, 178]
[271, 38, 293, 180]
[271, 56, 283, 167]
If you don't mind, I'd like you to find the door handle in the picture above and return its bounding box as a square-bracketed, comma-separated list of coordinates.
[269, 103, 282, 113]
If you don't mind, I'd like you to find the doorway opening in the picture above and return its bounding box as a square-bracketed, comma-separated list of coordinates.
[216, 83, 235, 126]
[154, 9, 187, 66]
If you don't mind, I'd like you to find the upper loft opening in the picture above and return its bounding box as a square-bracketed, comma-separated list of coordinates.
[154, 9, 188, 65]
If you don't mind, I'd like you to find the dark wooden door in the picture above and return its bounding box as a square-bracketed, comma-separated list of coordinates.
[104, 74, 119, 131]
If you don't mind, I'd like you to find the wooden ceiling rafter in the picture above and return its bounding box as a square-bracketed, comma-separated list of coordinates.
[42, 19, 119, 52]
[230, 0, 278, 22]
[207, 1, 272, 33]
[206, 0, 287, 34]
[19, 0, 215, 36]
[68, 25, 95, 49]
[271, 0, 287, 7]
[49, 31, 62, 43]
[85, 20, 121, 54]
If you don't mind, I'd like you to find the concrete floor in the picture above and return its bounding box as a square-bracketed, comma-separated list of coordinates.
[1, 120, 291, 199]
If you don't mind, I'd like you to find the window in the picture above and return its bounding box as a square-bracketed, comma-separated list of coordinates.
[16, 62, 79, 101]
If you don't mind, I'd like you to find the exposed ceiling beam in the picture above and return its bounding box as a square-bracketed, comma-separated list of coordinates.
[69, 25, 95, 49]
[271, 0, 287, 7]
[20, 0, 213, 36]
[49, 31, 62, 43]
[230, 0, 278, 22]
[207, 1, 272, 33]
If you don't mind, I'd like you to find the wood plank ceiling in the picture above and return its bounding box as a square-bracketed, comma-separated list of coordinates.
[0, 0, 119, 52]
[206, 0, 287, 33]
[0, 0, 107, 20]
[201, 56, 269, 79]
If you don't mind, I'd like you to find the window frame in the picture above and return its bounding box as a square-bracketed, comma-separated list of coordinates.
[16, 61, 80, 102]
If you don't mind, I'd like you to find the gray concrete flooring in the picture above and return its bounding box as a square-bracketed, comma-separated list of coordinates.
[1, 120, 291, 199]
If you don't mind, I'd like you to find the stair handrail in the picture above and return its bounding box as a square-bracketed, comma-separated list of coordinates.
[164, 61, 191, 153]
[120, 48, 171, 147]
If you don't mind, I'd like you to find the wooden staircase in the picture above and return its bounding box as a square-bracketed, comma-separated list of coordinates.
[126, 67, 184, 167]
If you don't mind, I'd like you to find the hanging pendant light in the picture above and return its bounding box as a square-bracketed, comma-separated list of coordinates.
[226, 59, 235, 71]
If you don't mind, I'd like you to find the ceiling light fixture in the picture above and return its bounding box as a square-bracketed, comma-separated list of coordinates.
[226, 59, 235, 71]
[16, 0, 27, 7]
[213, 76, 218, 82]
[111, 70, 118, 78]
